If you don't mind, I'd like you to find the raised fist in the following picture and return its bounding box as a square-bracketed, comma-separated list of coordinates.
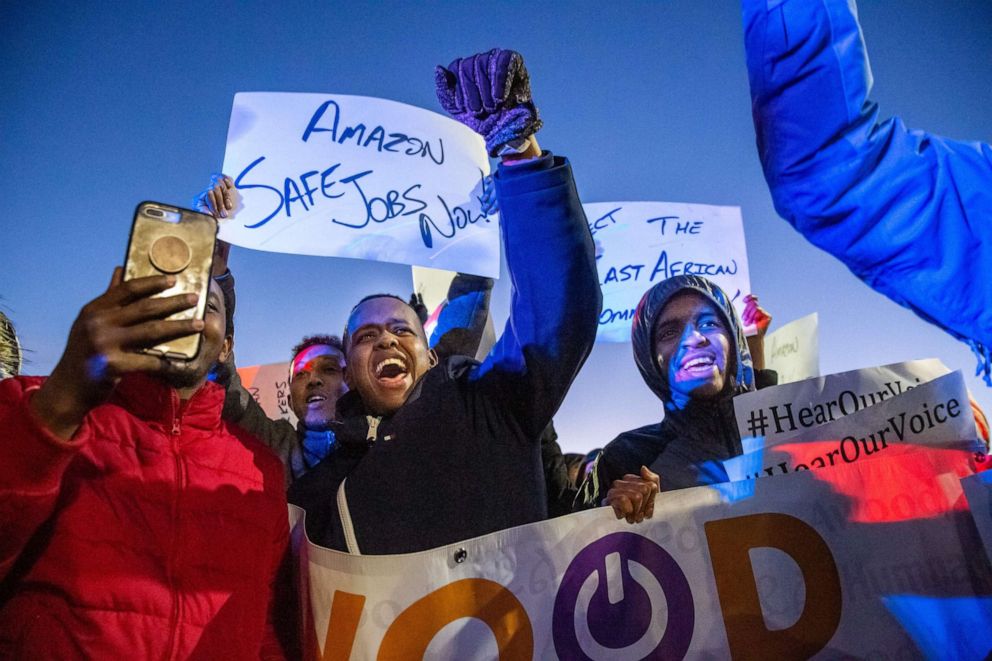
[435, 48, 542, 156]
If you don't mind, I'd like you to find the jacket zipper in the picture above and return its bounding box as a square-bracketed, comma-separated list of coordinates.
[366, 415, 382, 445]
[336, 416, 382, 554]
[163, 392, 186, 661]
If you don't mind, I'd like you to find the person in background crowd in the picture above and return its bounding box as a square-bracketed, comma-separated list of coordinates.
[288, 48, 601, 554]
[0, 270, 288, 658]
[743, 0, 992, 383]
[225, 333, 346, 486]
[577, 275, 776, 522]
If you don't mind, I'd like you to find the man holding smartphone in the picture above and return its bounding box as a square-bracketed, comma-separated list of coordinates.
[0, 269, 289, 659]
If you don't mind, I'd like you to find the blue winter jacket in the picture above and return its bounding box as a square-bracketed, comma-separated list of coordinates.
[743, 0, 992, 382]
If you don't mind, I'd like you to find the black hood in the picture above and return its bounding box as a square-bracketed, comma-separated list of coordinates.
[630, 275, 754, 406]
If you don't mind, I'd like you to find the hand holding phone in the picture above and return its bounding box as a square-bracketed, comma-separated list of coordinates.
[31, 268, 203, 439]
[123, 202, 217, 361]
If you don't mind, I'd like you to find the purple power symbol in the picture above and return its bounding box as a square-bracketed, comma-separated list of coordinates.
[553, 532, 694, 659]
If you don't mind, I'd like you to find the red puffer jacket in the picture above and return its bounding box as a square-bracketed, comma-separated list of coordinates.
[0, 374, 289, 660]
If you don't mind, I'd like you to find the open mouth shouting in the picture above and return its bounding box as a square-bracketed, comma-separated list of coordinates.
[677, 352, 719, 380]
[374, 355, 411, 388]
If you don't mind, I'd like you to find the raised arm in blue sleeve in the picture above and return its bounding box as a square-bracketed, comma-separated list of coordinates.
[743, 0, 992, 382]
[472, 151, 602, 438]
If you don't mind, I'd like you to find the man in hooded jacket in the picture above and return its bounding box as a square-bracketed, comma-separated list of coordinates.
[577, 275, 776, 520]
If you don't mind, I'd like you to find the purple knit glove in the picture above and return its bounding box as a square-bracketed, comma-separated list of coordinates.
[435, 48, 542, 156]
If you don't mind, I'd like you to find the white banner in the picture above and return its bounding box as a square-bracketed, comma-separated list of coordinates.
[734, 358, 950, 445]
[221, 93, 498, 276]
[764, 312, 819, 384]
[585, 202, 751, 343]
[723, 371, 980, 482]
[291, 447, 990, 659]
[237, 360, 294, 425]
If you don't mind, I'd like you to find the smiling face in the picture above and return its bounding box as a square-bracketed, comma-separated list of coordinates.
[345, 296, 434, 415]
[653, 291, 732, 409]
[289, 344, 347, 430]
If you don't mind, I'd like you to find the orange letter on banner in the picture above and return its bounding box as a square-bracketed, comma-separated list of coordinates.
[704, 513, 841, 659]
[377, 578, 533, 660]
[318, 590, 366, 661]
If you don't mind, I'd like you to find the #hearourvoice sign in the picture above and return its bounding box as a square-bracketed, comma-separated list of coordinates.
[586, 202, 751, 342]
[723, 370, 980, 482]
[734, 358, 951, 446]
[221, 93, 498, 277]
[291, 447, 990, 659]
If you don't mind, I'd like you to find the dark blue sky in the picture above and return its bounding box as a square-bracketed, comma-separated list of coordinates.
[2, 1, 990, 451]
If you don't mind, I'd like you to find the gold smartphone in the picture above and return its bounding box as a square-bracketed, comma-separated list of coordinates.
[123, 202, 218, 361]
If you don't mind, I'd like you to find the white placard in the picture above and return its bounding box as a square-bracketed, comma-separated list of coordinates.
[221, 93, 498, 276]
[586, 202, 751, 342]
[764, 312, 819, 383]
[291, 446, 989, 659]
[734, 358, 950, 445]
[723, 371, 979, 482]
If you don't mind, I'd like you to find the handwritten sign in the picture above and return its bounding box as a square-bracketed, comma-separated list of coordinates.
[764, 312, 819, 383]
[734, 358, 951, 446]
[723, 371, 981, 482]
[237, 360, 295, 425]
[291, 447, 989, 659]
[585, 202, 750, 342]
[221, 93, 498, 277]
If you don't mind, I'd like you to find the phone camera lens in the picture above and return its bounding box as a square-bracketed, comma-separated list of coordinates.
[146, 208, 165, 218]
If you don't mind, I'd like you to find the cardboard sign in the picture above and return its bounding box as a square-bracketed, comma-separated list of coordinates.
[586, 202, 751, 343]
[221, 93, 498, 276]
[764, 312, 819, 384]
[734, 358, 950, 446]
[237, 360, 295, 425]
[291, 447, 990, 659]
[723, 371, 980, 482]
